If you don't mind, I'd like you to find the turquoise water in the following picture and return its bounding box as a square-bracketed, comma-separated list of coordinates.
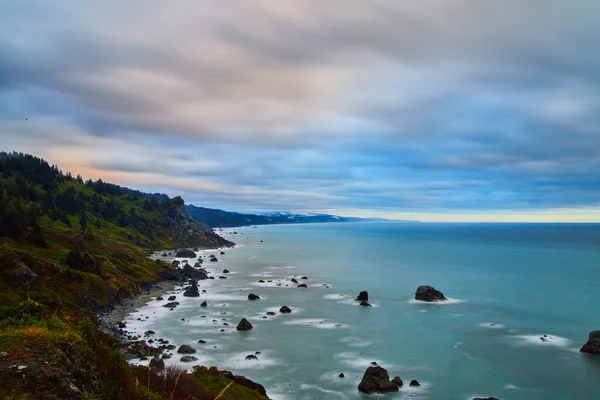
[125, 222, 600, 399]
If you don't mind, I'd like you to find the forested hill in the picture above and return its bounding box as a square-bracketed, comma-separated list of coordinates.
[0, 152, 261, 400]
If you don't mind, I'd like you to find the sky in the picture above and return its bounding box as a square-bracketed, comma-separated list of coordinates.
[1, 1, 600, 222]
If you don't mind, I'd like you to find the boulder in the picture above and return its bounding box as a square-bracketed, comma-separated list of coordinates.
[339, 373, 345, 378]
[180, 355, 198, 362]
[472, 398, 500, 400]
[177, 345, 196, 354]
[118, 322, 126, 329]
[291, 278, 298, 284]
[210, 257, 219, 262]
[183, 287, 200, 297]
[221, 251, 225, 255]
[297, 283, 308, 288]
[156, 296, 164, 301]
[355, 291, 369, 301]
[392, 376, 403, 386]
[358, 366, 399, 394]
[415, 285, 447, 302]
[171, 260, 180, 267]
[200, 301, 207, 307]
[176, 249, 197, 258]
[266, 311, 276, 316]
[580, 330, 600, 355]
[168, 295, 177, 301]
[359, 301, 372, 307]
[149, 356, 165, 370]
[16, 268, 37, 289]
[223, 269, 230, 274]
[409, 379, 421, 387]
[198, 339, 206, 344]
[163, 302, 179, 309]
[258, 280, 265, 283]
[219, 276, 227, 279]
[248, 293, 260, 301]
[237, 318, 253, 331]
[279, 306, 292, 313]
[245, 354, 258, 360]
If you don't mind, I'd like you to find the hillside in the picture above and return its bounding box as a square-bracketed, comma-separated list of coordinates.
[186, 204, 365, 228]
[0, 152, 267, 400]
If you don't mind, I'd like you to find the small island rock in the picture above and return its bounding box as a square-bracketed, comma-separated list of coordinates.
[358, 366, 399, 394]
[415, 285, 447, 302]
[237, 318, 253, 331]
[279, 306, 292, 313]
[177, 345, 196, 354]
[580, 330, 600, 355]
[356, 291, 369, 301]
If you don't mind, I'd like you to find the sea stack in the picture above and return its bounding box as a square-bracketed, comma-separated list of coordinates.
[580, 330, 600, 355]
[358, 366, 399, 393]
[237, 318, 253, 331]
[356, 291, 369, 301]
[415, 285, 447, 302]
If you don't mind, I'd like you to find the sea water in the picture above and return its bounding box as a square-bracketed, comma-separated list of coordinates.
[124, 222, 600, 399]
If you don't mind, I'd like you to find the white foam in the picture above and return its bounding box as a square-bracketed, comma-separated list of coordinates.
[334, 352, 389, 370]
[407, 297, 466, 305]
[220, 350, 280, 370]
[324, 294, 349, 300]
[509, 334, 572, 348]
[479, 322, 507, 329]
[283, 318, 346, 329]
[299, 383, 349, 397]
[339, 337, 372, 348]
[504, 383, 519, 389]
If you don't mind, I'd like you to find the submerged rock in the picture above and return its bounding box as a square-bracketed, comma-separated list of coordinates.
[279, 306, 292, 313]
[356, 291, 369, 301]
[297, 283, 308, 288]
[358, 366, 399, 394]
[177, 345, 196, 354]
[415, 285, 447, 302]
[237, 318, 253, 331]
[245, 354, 258, 360]
[359, 301, 372, 307]
[266, 311, 276, 316]
[580, 330, 600, 355]
[472, 398, 499, 400]
[248, 293, 260, 300]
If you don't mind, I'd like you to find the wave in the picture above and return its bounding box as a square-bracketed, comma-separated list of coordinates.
[407, 297, 466, 305]
[509, 334, 572, 348]
[283, 318, 346, 329]
[339, 336, 372, 348]
[478, 322, 507, 329]
[220, 350, 280, 370]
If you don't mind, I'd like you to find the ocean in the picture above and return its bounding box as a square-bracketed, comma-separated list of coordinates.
[124, 222, 600, 399]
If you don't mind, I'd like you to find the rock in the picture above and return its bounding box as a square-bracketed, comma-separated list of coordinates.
[297, 283, 308, 288]
[171, 260, 180, 267]
[198, 339, 206, 344]
[358, 366, 399, 394]
[200, 301, 208, 307]
[301, 276, 308, 280]
[248, 293, 260, 300]
[161, 353, 171, 359]
[176, 249, 197, 258]
[279, 306, 292, 313]
[415, 285, 447, 302]
[409, 379, 421, 387]
[580, 330, 600, 355]
[223, 269, 230, 273]
[144, 330, 155, 335]
[359, 301, 372, 307]
[163, 302, 179, 309]
[339, 373, 345, 378]
[245, 354, 258, 360]
[392, 376, 403, 386]
[118, 322, 126, 329]
[220, 251, 225, 254]
[161, 253, 168, 257]
[210, 257, 219, 262]
[223, 371, 268, 397]
[194, 261, 204, 268]
[180, 355, 198, 362]
[356, 291, 369, 301]
[472, 398, 500, 400]
[219, 276, 227, 279]
[209, 276, 215, 279]
[237, 318, 253, 331]
[183, 287, 200, 297]
[266, 312, 276, 316]
[291, 278, 298, 284]
[177, 345, 196, 354]
[168, 295, 176, 301]
[16, 267, 37, 288]
[156, 296, 164, 301]
[258, 280, 265, 283]
[371, 362, 378, 366]
[149, 356, 165, 370]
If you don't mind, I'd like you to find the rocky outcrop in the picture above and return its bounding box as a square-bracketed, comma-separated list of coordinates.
[122, 341, 162, 360]
[248, 293, 260, 300]
[356, 291, 368, 301]
[358, 366, 399, 393]
[392, 376, 403, 386]
[16, 267, 37, 289]
[183, 283, 200, 297]
[237, 318, 253, 331]
[580, 331, 600, 355]
[222, 370, 268, 397]
[177, 345, 196, 354]
[176, 249, 197, 258]
[279, 306, 292, 313]
[415, 285, 447, 302]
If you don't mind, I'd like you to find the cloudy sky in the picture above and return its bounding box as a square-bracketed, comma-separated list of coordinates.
[2, 1, 600, 221]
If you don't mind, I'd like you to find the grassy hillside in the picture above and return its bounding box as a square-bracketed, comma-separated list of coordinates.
[0, 152, 266, 400]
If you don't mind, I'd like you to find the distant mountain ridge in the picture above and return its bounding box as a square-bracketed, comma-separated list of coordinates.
[185, 204, 366, 228]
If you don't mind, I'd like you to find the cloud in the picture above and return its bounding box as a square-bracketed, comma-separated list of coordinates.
[1, 0, 600, 220]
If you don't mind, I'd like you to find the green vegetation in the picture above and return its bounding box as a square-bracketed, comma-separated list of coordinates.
[0, 152, 263, 400]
